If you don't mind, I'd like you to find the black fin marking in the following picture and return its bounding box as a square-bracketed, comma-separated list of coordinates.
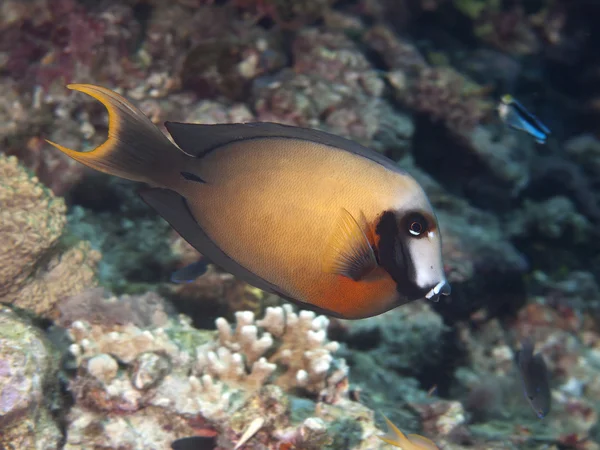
[171, 258, 210, 283]
[164, 121, 404, 174]
[138, 187, 295, 298]
[322, 208, 378, 281]
[180, 171, 205, 183]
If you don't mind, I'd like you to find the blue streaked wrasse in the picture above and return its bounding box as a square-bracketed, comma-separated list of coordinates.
[498, 94, 550, 144]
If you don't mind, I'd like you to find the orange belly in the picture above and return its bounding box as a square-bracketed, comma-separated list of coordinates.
[309, 269, 399, 319]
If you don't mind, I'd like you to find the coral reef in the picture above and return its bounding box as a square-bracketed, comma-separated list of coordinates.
[364, 24, 492, 137]
[59, 294, 385, 449]
[0, 154, 100, 318]
[0, 306, 62, 450]
[1, 0, 600, 448]
[401, 67, 491, 136]
[55, 287, 174, 329]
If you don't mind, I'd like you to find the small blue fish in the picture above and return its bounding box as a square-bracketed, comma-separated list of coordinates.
[498, 94, 550, 144]
[515, 337, 551, 419]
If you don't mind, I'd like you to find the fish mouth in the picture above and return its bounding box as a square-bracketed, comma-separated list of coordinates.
[424, 280, 451, 302]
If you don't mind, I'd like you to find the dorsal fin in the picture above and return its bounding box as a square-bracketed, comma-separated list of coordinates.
[164, 121, 404, 173]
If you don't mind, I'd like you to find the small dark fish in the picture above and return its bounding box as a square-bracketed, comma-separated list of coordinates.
[171, 257, 210, 283]
[171, 436, 216, 450]
[515, 337, 551, 419]
[498, 94, 550, 144]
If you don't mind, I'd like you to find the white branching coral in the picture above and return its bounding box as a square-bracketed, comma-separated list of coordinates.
[61, 298, 367, 449]
[194, 305, 349, 402]
[149, 373, 232, 420]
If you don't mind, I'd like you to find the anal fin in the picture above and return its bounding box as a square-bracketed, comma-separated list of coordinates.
[322, 208, 378, 281]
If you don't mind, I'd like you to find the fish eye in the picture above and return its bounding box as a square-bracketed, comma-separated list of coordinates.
[407, 213, 428, 237]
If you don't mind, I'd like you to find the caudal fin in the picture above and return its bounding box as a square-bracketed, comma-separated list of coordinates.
[46, 84, 183, 186]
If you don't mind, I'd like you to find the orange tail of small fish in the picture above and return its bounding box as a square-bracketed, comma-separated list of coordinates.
[46, 84, 184, 187]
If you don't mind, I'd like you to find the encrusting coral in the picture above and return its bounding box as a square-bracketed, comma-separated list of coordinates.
[0, 154, 100, 318]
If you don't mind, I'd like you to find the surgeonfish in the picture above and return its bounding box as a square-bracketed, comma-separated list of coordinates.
[378, 414, 439, 450]
[515, 337, 551, 419]
[46, 84, 450, 320]
[498, 94, 550, 144]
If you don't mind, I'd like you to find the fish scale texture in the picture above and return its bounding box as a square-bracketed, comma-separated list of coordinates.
[0, 154, 101, 317]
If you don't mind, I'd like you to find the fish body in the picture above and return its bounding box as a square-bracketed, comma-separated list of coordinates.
[498, 94, 550, 144]
[378, 414, 439, 450]
[515, 337, 551, 419]
[47, 84, 450, 319]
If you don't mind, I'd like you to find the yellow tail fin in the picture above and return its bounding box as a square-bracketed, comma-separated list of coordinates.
[46, 84, 182, 186]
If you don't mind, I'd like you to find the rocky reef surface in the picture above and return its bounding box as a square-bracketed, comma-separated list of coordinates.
[1, 0, 600, 448]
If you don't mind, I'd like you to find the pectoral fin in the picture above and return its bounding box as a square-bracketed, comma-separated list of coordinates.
[322, 208, 378, 281]
[171, 257, 210, 283]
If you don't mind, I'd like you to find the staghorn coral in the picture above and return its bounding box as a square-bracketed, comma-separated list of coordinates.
[0, 154, 100, 318]
[200, 305, 350, 402]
